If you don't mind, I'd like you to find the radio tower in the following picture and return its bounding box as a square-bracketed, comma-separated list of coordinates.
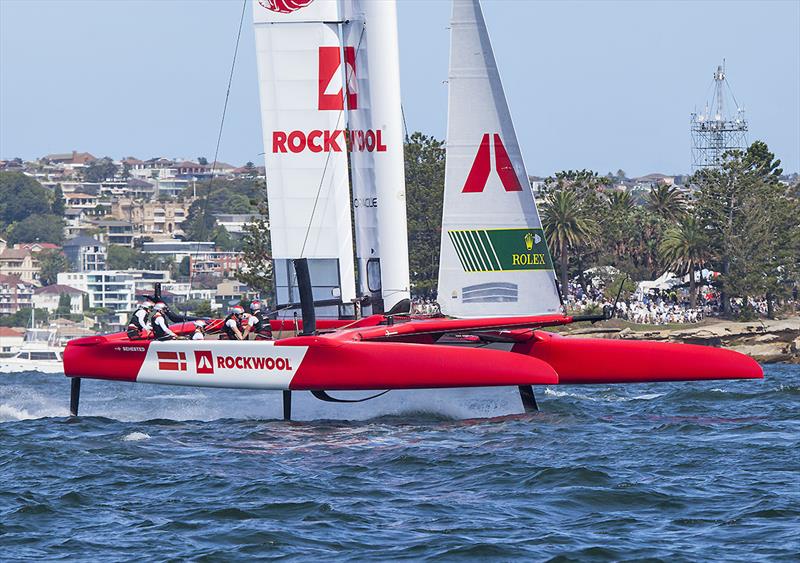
[690, 61, 748, 170]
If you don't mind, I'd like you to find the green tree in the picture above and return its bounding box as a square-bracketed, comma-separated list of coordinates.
[659, 215, 710, 306]
[693, 140, 794, 317]
[404, 132, 445, 297]
[0, 172, 52, 228]
[0, 307, 50, 328]
[83, 157, 118, 182]
[51, 185, 66, 216]
[106, 245, 172, 270]
[7, 214, 65, 244]
[236, 206, 272, 297]
[181, 198, 217, 241]
[541, 189, 598, 297]
[179, 256, 191, 277]
[198, 156, 209, 166]
[604, 273, 637, 304]
[646, 184, 686, 222]
[106, 245, 140, 269]
[211, 224, 237, 251]
[191, 300, 213, 317]
[56, 293, 72, 316]
[225, 193, 253, 213]
[541, 170, 611, 290]
[37, 249, 69, 285]
[605, 190, 634, 215]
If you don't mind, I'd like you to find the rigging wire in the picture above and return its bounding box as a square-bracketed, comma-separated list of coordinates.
[185, 0, 247, 315]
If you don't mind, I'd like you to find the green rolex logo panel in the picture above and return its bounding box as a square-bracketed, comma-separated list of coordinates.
[448, 228, 554, 272]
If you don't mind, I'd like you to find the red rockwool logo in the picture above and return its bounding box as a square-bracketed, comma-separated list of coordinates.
[257, 0, 314, 14]
[217, 355, 294, 371]
[462, 134, 522, 193]
[195, 350, 214, 374]
[318, 46, 357, 111]
[157, 351, 187, 371]
[273, 129, 386, 154]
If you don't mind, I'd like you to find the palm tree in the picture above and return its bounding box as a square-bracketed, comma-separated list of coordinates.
[646, 184, 686, 222]
[606, 190, 635, 214]
[541, 189, 598, 298]
[659, 215, 710, 306]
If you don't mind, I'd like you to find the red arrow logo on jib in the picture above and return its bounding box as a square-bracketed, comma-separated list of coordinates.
[462, 134, 522, 193]
[157, 351, 187, 371]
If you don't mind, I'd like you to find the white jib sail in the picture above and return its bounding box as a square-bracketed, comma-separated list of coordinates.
[253, 0, 356, 303]
[437, 0, 561, 318]
[344, 0, 410, 312]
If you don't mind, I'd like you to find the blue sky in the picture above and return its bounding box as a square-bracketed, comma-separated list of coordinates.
[1, 0, 798, 176]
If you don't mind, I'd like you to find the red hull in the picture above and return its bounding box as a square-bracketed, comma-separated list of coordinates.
[516, 331, 763, 383]
[63, 315, 762, 392]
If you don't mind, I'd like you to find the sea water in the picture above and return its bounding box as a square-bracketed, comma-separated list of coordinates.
[1, 365, 798, 560]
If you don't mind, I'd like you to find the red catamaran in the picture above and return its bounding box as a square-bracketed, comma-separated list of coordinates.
[63, 0, 761, 419]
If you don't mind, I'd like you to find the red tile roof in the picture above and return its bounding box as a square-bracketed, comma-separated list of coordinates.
[0, 327, 24, 337]
[0, 248, 31, 260]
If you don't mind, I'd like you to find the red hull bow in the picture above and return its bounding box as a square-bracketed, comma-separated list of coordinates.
[515, 331, 763, 384]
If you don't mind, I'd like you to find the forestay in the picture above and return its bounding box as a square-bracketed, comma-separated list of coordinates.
[437, 0, 561, 318]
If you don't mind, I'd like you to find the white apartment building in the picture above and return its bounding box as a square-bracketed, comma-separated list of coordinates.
[57, 269, 172, 319]
[58, 271, 136, 324]
[213, 213, 264, 236]
[142, 241, 215, 262]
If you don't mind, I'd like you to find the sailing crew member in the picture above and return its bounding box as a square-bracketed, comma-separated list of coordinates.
[222, 305, 245, 340]
[126, 300, 153, 340]
[191, 320, 206, 340]
[243, 300, 273, 340]
[151, 302, 177, 341]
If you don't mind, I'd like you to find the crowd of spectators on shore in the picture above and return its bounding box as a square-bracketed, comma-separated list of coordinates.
[566, 280, 709, 324]
[411, 299, 441, 316]
[412, 278, 796, 325]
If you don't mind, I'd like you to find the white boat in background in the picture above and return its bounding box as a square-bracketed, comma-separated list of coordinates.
[0, 308, 66, 374]
[1, 327, 65, 374]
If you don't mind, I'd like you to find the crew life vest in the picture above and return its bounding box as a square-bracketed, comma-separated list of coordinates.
[252, 310, 272, 338]
[223, 313, 241, 340]
[127, 308, 149, 339]
[152, 311, 171, 340]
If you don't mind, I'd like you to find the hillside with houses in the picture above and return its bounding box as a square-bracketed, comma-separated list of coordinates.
[0, 152, 266, 339]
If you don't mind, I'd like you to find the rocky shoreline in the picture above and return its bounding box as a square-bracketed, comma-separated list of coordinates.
[559, 317, 800, 364]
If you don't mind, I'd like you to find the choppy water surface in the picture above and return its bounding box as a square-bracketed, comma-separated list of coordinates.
[1, 365, 798, 561]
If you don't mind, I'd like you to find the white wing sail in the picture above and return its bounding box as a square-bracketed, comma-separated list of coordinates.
[253, 0, 356, 306]
[437, 0, 561, 318]
[253, 0, 409, 313]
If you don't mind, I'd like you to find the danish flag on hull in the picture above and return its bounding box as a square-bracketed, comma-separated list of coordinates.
[157, 351, 187, 371]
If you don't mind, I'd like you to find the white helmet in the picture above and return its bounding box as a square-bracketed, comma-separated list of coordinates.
[250, 300, 262, 312]
[141, 300, 154, 310]
[194, 320, 206, 329]
[231, 305, 244, 316]
[153, 302, 167, 311]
